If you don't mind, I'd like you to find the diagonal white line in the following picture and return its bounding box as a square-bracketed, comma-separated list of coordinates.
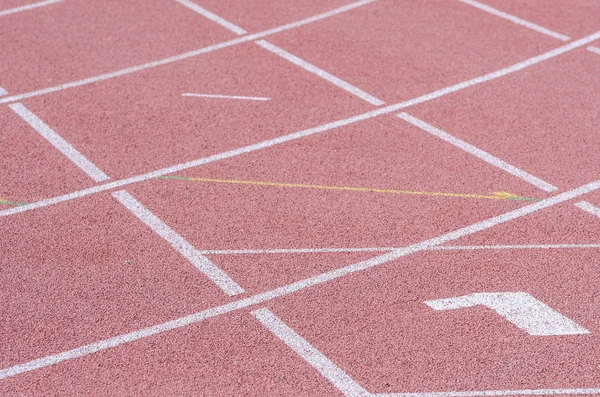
[2, 31, 600, 218]
[0, 86, 7, 96]
[0, 0, 62, 17]
[574, 201, 600, 218]
[174, 0, 247, 35]
[0, 0, 376, 105]
[8, 102, 110, 183]
[397, 113, 558, 192]
[588, 46, 600, 56]
[112, 190, 244, 296]
[253, 308, 370, 397]
[256, 40, 385, 106]
[182, 93, 270, 101]
[2, 179, 600, 380]
[457, 0, 570, 41]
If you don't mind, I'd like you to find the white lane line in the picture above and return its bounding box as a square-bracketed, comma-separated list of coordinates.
[378, 387, 600, 397]
[574, 200, 600, 218]
[256, 40, 385, 106]
[0, 0, 375, 105]
[434, 243, 600, 251]
[0, 0, 62, 17]
[182, 93, 270, 101]
[2, 179, 600, 380]
[3, 31, 599, 218]
[111, 190, 244, 296]
[174, 0, 247, 35]
[457, 0, 570, 41]
[0, 86, 7, 96]
[8, 103, 110, 183]
[397, 113, 558, 192]
[588, 46, 600, 55]
[253, 308, 370, 397]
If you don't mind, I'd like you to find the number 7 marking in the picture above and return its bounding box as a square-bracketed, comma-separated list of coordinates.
[425, 292, 590, 336]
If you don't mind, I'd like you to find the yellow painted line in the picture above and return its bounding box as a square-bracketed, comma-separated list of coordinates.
[156, 175, 541, 202]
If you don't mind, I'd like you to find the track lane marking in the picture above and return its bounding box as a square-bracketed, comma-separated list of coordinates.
[0, 0, 62, 17]
[174, 0, 248, 35]
[156, 175, 540, 202]
[2, 179, 599, 380]
[3, 31, 599, 218]
[182, 93, 270, 101]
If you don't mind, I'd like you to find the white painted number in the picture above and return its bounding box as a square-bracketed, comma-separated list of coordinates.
[425, 292, 589, 336]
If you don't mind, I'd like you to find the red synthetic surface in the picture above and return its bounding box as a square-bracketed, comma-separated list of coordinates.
[2, 0, 600, 396]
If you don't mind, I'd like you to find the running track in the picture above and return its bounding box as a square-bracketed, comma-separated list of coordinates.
[2, 0, 600, 395]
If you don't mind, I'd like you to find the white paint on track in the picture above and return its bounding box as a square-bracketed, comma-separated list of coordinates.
[174, 0, 247, 35]
[457, 0, 570, 41]
[0, 86, 7, 96]
[588, 46, 600, 56]
[2, 179, 600, 380]
[253, 308, 370, 397]
[397, 113, 558, 192]
[0, 0, 62, 17]
[112, 190, 244, 296]
[574, 201, 600, 218]
[256, 40, 385, 106]
[182, 93, 270, 101]
[379, 387, 600, 397]
[0, 0, 376, 105]
[3, 31, 600, 218]
[8, 103, 110, 183]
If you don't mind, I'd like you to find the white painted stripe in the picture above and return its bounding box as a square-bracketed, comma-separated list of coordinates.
[457, 0, 570, 41]
[8, 103, 110, 183]
[3, 31, 600, 217]
[434, 243, 600, 251]
[174, 0, 247, 35]
[574, 200, 600, 218]
[256, 40, 385, 106]
[0, 0, 375, 105]
[0, 86, 7, 96]
[111, 190, 244, 296]
[379, 387, 600, 397]
[2, 180, 599, 379]
[182, 93, 270, 101]
[253, 308, 369, 397]
[588, 46, 600, 55]
[397, 113, 558, 192]
[0, 0, 62, 17]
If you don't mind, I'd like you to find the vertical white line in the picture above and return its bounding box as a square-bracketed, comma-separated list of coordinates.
[174, 0, 248, 35]
[0, 0, 63, 17]
[457, 0, 570, 41]
[252, 308, 371, 397]
[256, 40, 385, 106]
[397, 112, 559, 192]
[8, 102, 110, 183]
[112, 190, 245, 296]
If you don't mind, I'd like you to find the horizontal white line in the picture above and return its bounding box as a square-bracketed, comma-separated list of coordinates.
[256, 40, 385, 106]
[0, 0, 62, 17]
[253, 308, 369, 397]
[2, 180, 599, 380]
[588, 46, 600, 55]
[397, 113, 559, 192]
[2, 31, 599, 217]
[378, 386, 600, 397]
[174, 0, 247, 35]
[0, 0, 375, 105]
[8, 103, 110, 183]
[112, 190, 244, 296]
[182, 93, 270, 101]
[457, 0, 570, 41]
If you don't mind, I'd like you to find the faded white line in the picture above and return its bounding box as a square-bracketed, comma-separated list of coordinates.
[3, 31, 600, 217]
[378, 387, 600, 397]
[0, 86, 7, 96]
[0, 0, 62, 17]
[457, 0, 570, 41]
[574, 200, 600, 218]
[253, 308, 370, 397]
[174, 0, 247, 35]
[182, 93, 270, 101]
[256, 40, 385, 106]
[0, 0, 375, 105]
[112, 190, 244, 296]
[434, 243, 600, 251]
[397, 113, 558, 192]
[2, 179, 600, 380]
[588, 46, 600, 56]
[8, 103, 110, 182]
